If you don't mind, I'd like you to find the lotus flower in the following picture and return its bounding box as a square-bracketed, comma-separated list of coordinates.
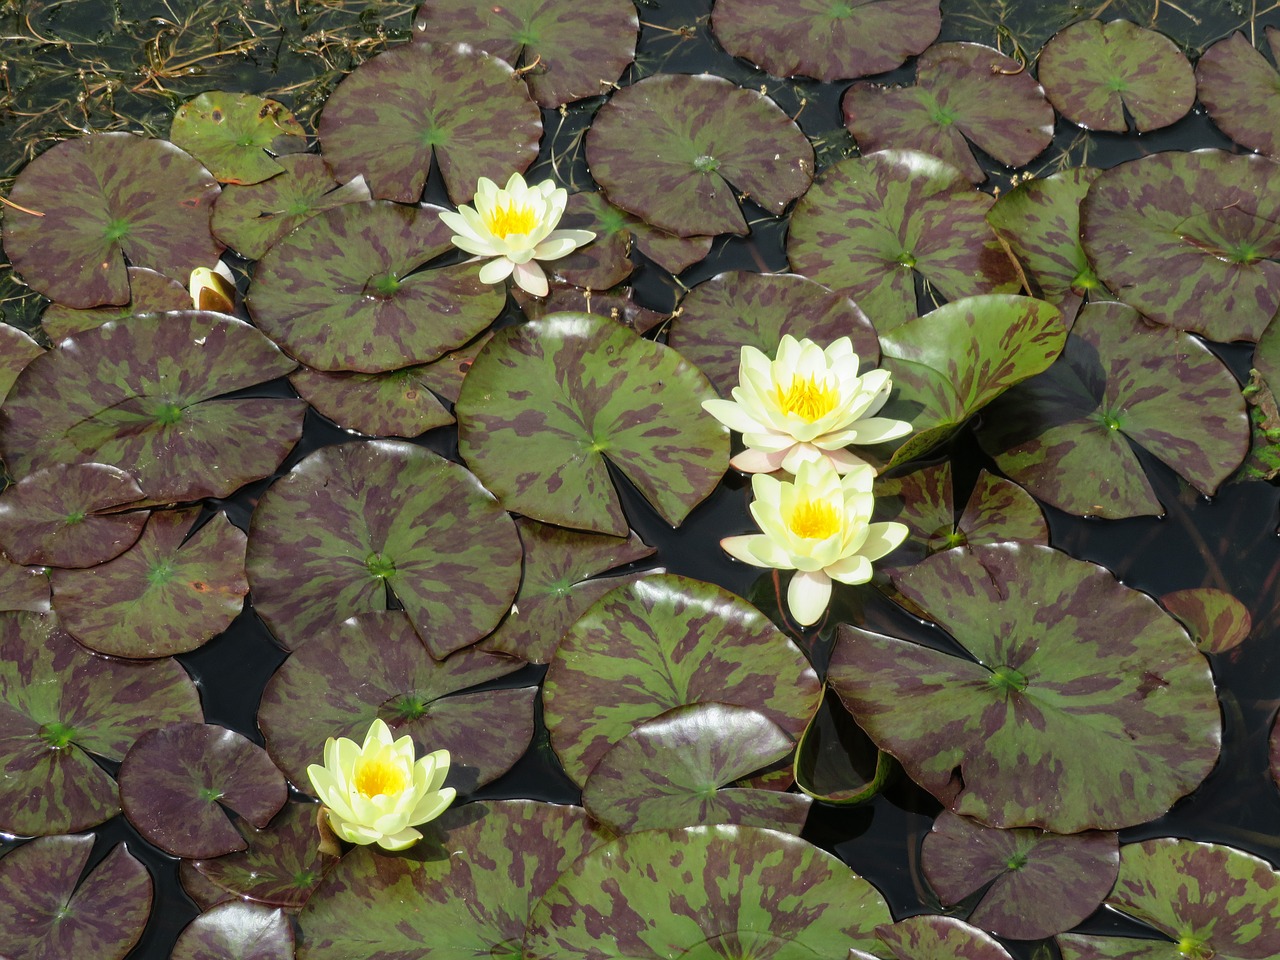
[721, 458, 908, 626]
[438, 172, 595, 297]
[702, 335, 912, 474]
[306, 718, 454, 851]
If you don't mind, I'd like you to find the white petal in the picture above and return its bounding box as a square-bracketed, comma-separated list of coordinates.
[824, 553, 873, 585]
[848, 417, 913, 444]
[702, 398, 765, 434]
[721, 534, 773, 567]
[857, 521, 910, 561]
[787, 570, 832, 626]
[478, 257, 515, 285]
[729, 446, 789, 473]
[532, 236, 582, 260]
[451, 235, 503, 258]
[512, 260, 549, 296]
[375, 826, 423, 851]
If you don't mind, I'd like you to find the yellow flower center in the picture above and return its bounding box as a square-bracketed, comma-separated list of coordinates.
[484, 201, 538, 239]
[354, 756, 409, 798]
[788, 498, 841, 540]
[774, 375, 840, 422]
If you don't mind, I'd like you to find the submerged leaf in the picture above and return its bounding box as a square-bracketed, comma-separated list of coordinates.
[793, 688, 890, 805]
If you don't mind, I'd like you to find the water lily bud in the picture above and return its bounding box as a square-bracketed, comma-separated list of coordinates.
[188, 261, 236, 313]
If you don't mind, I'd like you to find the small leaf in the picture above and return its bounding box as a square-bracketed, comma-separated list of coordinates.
[171, 902, 293, 960]
[171, 92, 307, 185]
[1159, 588, 1251, 655]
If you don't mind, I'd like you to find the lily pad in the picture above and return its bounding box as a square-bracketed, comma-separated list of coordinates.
[921, 811, 1119, 940]
[787, 150, 1020, 330]
[51, 507, 248, 658]
[794, 689, 890, 804]
[868, 915, 1016, 960]
[180, 861, 238, 912]
[172, 902, 294, 960]
[524, 825, 893, 959]
[709, 0, 941, 82]
[0, 612, 201, 835]
[413, 0, 638, 107]
[1273, 714, 1280, 794]
[119, 721, 287, 859]
[1057, 839, 1280, 960]
[1159, 588, 1252, 655]
[543, 574, 822, 785]
[586, 73, 813, 238]
[514, 285, 669, 334]
[0, 322, 43, 397]
[0, 463, 146, 568]
[667, 271, 880, 396]
[630, 216, 715, 273]
[0, 836, 152, 960]
[317, 41, 541, 205]
[976, 300, 1249, 518]
[829, 543, 1221, 832]
[246, 441, 521, 655]
[1080, 149, 1280, 342]
[544, 191, 634, 290]
[0, 311, 305, 504]
[171, 92, 307, 185]
[843, 42, 1054, 184]
[456, 313, 726, 536]
[40, 267, 194, 340]
[289, 363, 455, 438]
[247, 200, 505, 373]
[582, 702, 809, 834]
[1039, 20, 1195, 133]
[1196, 30, 1280, 158]
[2, 132, 221, 307]
[0, 560, 51, 614]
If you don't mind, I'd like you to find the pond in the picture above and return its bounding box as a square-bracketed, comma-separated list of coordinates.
[1, 0, 1280, 958]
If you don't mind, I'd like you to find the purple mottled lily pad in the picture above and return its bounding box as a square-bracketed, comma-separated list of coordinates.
[172, 902, 294, 960]
[794, 689, 890, 805]
[582, 702, 809, 834]
[247, 201, 504, 373]
[290, 363, 454, 438]
[1197, 30, 1280, 158]
[668, 271, 880, 397]
[514, 285, 669, 333]
[710, 0, 940, 82]
[0, 559, 51, 613]
[630, 216, 715, 273]
[1159, 588, 1252, 655]
[0, 312, 304, 505]
[0, 614, 201, 835]
[51, 507, 247, 658]
[788, 150, 1020, 329]
[260, 612, 530, 791]
[831, 543, 1221, 832]
[318, 41, 541, 205]
[0, 322, 43, 397]
[544, 574, 822, 785]
[844, 42, 1054, 184]
[41, 267, 194, 340]
[2, 132, 221, 308]
[1272, 714, 1280, 793]
[587, 73, 813, 238]
[299, 800, 611, 960]
[525, 825, 892, 959]
[481, 519, 655, 663]
[456, 313, 726, 536]
[1039, 20, 1195, 133]
[0, 463, 145, 568]
[1081, 150, 1280, 342]
[0, 836, 152, 960]
[548, 191, 634, 290]
[171, 92, 307, 185]
[411, 331, 493, 403]
[413, 0, 637, 107]
[922, 811, 1119, 940]
[869, 915, 1016, 960]
[976, 301, 1248, 519]
[181, 861, 238, 912]
[1057, 838, 1280, 960]
[247, 441, 521, 655]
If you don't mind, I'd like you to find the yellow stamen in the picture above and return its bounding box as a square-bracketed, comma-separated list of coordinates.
[788, 498, 841, 540]
[773, 375, 839, 422]
[483, 202, 538, 239]
[353, 756, 408, 798]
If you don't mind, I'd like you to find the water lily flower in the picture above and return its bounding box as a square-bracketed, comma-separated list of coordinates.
[721, 458, 908, 626]
[188, 261, 236, 313]
[702, 335, 912, 475]
[438, 172, 595, 297]
[306, 718, 454, 851]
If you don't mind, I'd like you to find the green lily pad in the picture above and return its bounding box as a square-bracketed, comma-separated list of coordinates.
[172, 902, 294, 960]
[921, 811, 1119, 940]
[1081, 149, 1280, 342]
[586, 73, 814, 238]
[413, 0, 638, 107]
[1196, 29, 1280, 158]
[259, 611, 531, 791]
[582, 702, 809, 834]
[543, 574, 822, 785]
[246, 441, 522, 655]
[0, 322, 43, 397]
[298, 800, 611, 960]
[247, 200, 504, 373]
[867, 915, 1016, 960]
[1, 132, 221, 308]
[171, 92, 307, 185]
[976, 301, 1249, 519]
[0, 836, 152, 960]
[1159, 588, 1252, 655]
[514, 285, 669, 334]
[1057, 839, 1280, 960]
[40, 267, 194, 340]
[289, 363, 455, 438]
[787, 150, 1020, 330]
[119, 722, 287, 859]
[830, 543, 1221, 832]
[0, 463, 146, 568]
[709, 0, 941, 82]
[524, 825, 893, 959]
[793, 688, 890, 805]
[546, 191, 634, 290]
[844, 42, 1054, 184]
[456, 313, 726, 536]
[317, 41, 541, 205]
[0, 613, 202, 835]
[1039, 20, 1195, 133]
[0, 312, 305, 505]
[667, 271, 880, 397]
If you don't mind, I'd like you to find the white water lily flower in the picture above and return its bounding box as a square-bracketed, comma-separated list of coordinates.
[188, 261, 235, 313]
[702, 335, 912, 474]
[438, 172, 595, 297]
[306, 718, 454, 852]
[721, 458, 908, 626]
